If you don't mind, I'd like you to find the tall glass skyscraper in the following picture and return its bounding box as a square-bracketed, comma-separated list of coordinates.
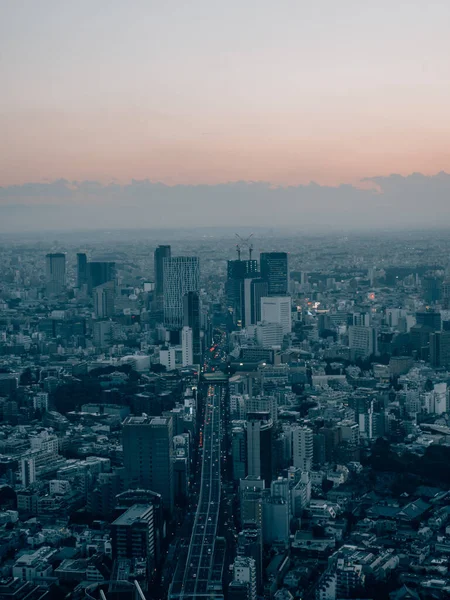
[45, 253, 66, 294]
[163, 256, 200, 329]
[260, 252, 289, 296]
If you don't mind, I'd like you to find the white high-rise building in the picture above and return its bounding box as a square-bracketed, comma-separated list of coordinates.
[93, 281, 115, 318]
[256, 321, 284, 348]
[163, 257, 200, 329]
[292, 426, 313, 472]
[260, 296, 291, 335]
[160, 347, 176, 371]
[181, 326, 193, 367]
[348, 325, 378, 358]
[21, 457, 36, 487]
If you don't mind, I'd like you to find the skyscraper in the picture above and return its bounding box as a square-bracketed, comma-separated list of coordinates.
[183, 291, 201, 363]
[122, 415, 174, 514]
[88, 261, 116, 293]
[292, 426, 313, 472]
[260, 296, 292, 335]
[181, 326, 193, 366]
[45, 253, 66, 294]
[246, 412, 273, 486]
[76, 252, 88, 289]
[260, 252, 289, 296]
[93, 281, 115, 318]
[154, 245, 171, 297]
[111, 504, 155, 570]
[227, 260, 268, 329]
[163, 256, 200, 329]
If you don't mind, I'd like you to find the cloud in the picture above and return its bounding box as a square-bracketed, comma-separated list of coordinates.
[0, 172, 448, 232]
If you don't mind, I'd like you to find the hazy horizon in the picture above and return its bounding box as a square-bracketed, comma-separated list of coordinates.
[2, 1, 450, 231]
[1, 171, 450, 233]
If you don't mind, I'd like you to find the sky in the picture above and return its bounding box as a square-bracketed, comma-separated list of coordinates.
[1, 1, 450, 230]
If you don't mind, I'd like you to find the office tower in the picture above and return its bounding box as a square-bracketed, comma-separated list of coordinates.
[416, 310, 441, 330]
[348, 325, 378, 359]
[349, 311, 371, 327]
[262, 490, 290, 545]
[237, 525, 263, 594]
[93, 281, 115, 318]
[163, 256, 200, 329]
[21, 457, 36, 487]
[76, 252, 88, 288]
[232, 423, 247, 481]
[115, 489, 164, 567]
[181, 326, 193, 366]
[246, 412, 273, 486]
[122, 415, 174, 513]
[231, 557, 257, 600]
[87, 261, 116, 293]
[183, 291, 201, 363]
[239, 477, 265, 527]
[246, 278, 268, 326]
[159, 346, 176, 371]
[227, 259, 259, 327]
[260, 252, 289, 296]
[93, 320, 113, 348]
[154, 245, 171, 296]
[292, 426, 313, 472]
[422, 275, 443, 303]
[430, 331, 450, 368]
[45, 253, 66, 294]
[260, 296, 292, 335]
[256, 322, 284, 348]
[111, 504, 155, 570]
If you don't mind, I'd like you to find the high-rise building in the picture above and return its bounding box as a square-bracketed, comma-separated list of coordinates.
[21, 457, 36, 487]
[292, 426, 313, 472]
[416, 310, 441, 330]
[237, 525, 263, 594]
[181, 326, 193, 367]
[260, 252, 289, 296]
[111, 504, 155, 570]
[76, 252, 88, 289]
[239, 477, 264, 527]
[45, 253, 66, 294]
[227, 260, 259, 327]
[430, 331, 450, 368]
[260, 296, 292, 335]
[232, 423, 247, 481]
[232, 557, 257, 600]
[122, 416, 174, 513]
[256, 322, 284, 348]
[93, 320, 113, 348]
[183, 291, 201, 363]
[246, 279, 268, 326]
[163, 257, 200, 329]
[154, 245, 171, 296]
[348, 326, 378, 358]
[93, 281, 115, 318]
[88, 261, 116, 293]
[246, 412, 273, 486]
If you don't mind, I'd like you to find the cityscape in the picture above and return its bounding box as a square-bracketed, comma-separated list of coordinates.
[3, 2, 450, 599]
[0, 229, 450, 599]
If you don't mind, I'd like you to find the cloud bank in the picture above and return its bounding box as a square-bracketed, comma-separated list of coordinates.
[0, 172, 449, 232]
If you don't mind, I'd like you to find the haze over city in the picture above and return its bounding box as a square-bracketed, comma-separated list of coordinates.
[2, 1, 450, 231]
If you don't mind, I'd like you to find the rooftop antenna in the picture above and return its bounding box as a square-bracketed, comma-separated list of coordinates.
[235, 233, 254, 260]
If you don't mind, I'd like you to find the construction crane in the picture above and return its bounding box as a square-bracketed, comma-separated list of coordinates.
[235, 233, 254, 260]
